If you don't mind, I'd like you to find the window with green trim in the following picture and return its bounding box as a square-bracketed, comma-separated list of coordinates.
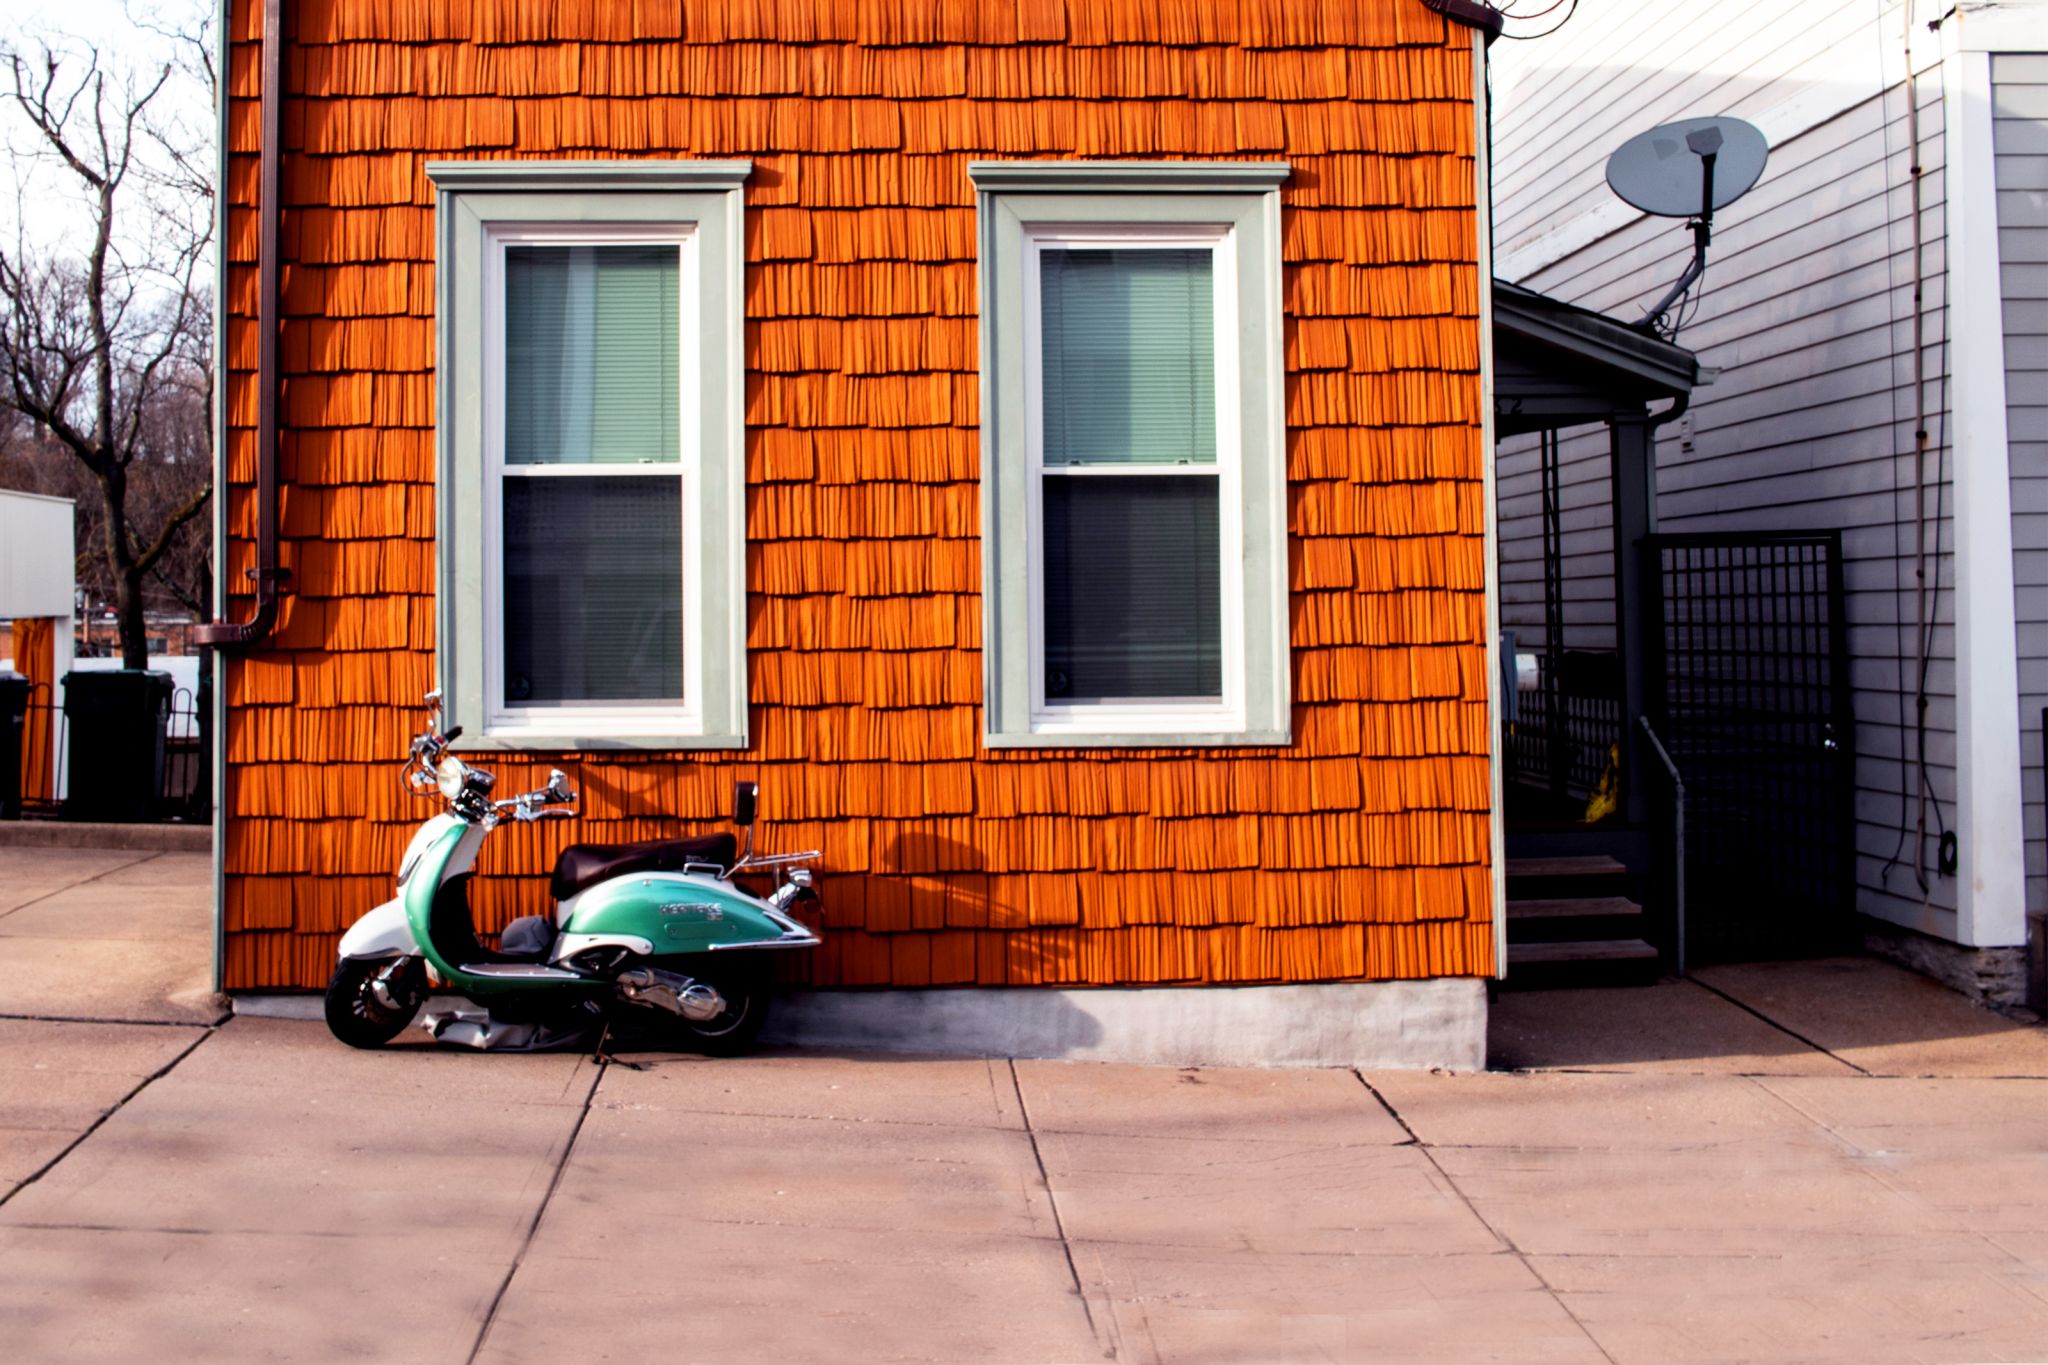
[972, 163, 1292, 747]
[428, 162, 750, 750]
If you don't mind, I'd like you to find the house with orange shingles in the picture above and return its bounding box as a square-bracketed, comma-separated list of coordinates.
[207, 0, 1513, 1067]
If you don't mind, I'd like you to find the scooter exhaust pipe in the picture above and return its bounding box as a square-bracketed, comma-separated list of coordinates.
[616, 968, 726, 1022]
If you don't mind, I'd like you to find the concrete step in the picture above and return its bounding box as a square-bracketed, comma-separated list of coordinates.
[1506, 895, 1648, 945]
[1505, 896, 1643, 921]
[1508, 938, 1660, 967]
[0, 819, 210, 852]
[1505, 855, 1627, 880]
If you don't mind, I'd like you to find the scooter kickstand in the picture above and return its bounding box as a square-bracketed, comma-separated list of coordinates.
[592, 1019, 650, 1071]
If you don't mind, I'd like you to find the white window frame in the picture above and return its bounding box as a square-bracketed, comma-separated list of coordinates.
[1022, 223, 1246, 735]
[971, 161, 1292, 748]
[427, 161, 751, 751]
[480, 221, 704, 740]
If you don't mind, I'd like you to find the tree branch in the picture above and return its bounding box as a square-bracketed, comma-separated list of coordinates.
[130, 474, 209, 579]
[7, 50, 107, 191]
[1, 20, 216, 668]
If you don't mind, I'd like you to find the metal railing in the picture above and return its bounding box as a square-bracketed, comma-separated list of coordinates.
[1637, 715, 1687, 978]
[9, 680, 208, 821]
[1506, 653, 1623, 802]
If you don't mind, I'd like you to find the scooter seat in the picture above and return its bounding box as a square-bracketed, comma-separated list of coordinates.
[550, 834, 738, 902]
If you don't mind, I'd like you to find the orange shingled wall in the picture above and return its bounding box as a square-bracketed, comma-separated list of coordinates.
[218, 0, 1495, 992]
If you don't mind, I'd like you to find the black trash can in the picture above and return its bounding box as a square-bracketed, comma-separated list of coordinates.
[0, 671, 28, 820]
[62, 670, 173, 822]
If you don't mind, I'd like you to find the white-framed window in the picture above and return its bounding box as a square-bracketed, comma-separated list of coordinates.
[427, 162, 750, 750]
[483, 225, 700, 738]
[1024, 225, 1244, 733]
[971, 162, 1292, 747]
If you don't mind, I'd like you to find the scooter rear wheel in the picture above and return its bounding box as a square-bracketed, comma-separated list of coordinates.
[668, 972, 767, 1055]
[325, 956, 426, 1048]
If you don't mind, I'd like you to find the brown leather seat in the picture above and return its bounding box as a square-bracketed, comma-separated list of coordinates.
[549, 834, 737, 902]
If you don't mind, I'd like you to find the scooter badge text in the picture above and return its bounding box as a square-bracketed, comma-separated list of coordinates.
[659, 902, 725, 921]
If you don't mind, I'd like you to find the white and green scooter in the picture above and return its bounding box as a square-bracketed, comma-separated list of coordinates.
[325, 692, 821, 1053]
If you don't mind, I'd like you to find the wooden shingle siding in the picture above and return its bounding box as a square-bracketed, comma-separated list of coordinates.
[1996, 52, 2048, 916]
[218, 0, 1490, 992]
[1493, 6, 1966, 939]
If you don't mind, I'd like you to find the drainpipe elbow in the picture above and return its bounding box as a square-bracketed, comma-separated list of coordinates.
[1420, 0, 1506, 39]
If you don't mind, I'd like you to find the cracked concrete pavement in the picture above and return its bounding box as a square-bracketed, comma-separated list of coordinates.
[3, 840, 2048, 1362]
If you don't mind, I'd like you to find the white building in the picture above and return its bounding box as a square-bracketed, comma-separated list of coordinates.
[0, 488, 77, 801]
[1490, 0, 2045, 999]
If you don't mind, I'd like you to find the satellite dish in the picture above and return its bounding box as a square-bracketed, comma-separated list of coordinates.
[1606, 117, 1767, 217]
[1604, 116, 1768, 339]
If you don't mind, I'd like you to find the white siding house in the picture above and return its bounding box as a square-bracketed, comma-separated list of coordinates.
[1491, 0, 2045, 995]
[1997, 53, 2048, 924]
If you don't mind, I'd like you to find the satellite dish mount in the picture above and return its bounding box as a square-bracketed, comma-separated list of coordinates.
[1640, 126, 1721, 336]
[1604, 116, 1768, 340]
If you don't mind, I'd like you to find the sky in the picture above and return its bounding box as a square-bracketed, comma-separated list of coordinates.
[2, 0, 214, 266]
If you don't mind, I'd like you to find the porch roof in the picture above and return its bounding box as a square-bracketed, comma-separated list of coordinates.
[1492, 279, 1699, 438]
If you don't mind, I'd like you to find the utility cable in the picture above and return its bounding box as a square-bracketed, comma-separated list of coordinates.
[1878, 0, 1951, 895]
[1492, 0, 1580, 40]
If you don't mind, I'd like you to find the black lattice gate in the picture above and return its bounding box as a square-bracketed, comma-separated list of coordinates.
[1644, 532, 1854, 962]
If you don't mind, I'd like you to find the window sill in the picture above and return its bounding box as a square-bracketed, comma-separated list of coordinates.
[455, 731, 749, 753]
[982, 727, 1291, 750]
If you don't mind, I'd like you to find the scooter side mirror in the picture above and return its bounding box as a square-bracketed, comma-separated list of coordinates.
[546, 768, 573, 802]
[733, 781, 758, 828]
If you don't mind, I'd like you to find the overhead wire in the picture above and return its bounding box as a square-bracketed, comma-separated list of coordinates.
[1491, 0, 1580, 41]
[1877, 0, 1951, 895]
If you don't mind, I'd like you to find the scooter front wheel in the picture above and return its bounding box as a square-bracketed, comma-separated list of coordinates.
[325, 956, 426, 1049]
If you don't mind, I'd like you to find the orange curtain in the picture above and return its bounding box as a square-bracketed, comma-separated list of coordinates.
[14, 617, 54, 804]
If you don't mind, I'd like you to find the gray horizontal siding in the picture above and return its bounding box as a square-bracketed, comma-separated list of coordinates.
[1494, 0, 1885, 259]
[1494, 33, 1962, 936]
[1994, 53, 2048, 916]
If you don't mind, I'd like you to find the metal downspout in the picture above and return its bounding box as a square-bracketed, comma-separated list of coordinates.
[205, 0, 230, 993]
[194, 0, 284, 649]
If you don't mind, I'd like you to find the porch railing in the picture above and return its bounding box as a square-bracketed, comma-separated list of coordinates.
[1506, 650, 1623, 803]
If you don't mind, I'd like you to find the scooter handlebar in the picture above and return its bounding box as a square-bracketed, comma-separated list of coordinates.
[496, 777, 579, 822]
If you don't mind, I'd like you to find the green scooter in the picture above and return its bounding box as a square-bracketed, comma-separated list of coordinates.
[324, 692, 821, 1053]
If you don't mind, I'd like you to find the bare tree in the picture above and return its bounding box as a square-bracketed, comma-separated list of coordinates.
[0, 14, 214, 670]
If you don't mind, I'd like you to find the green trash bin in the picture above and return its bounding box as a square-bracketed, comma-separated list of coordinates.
[0, 671, 27, 820]
[62, 670, 173, 823]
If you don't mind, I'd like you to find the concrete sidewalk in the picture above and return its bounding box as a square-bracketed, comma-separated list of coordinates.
[3, 843, 2048, 1362]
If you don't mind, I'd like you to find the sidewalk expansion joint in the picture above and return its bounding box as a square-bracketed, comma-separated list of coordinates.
[467, 1052, 607, 1365]
[1687, 978, 1873, 1075]
[0, 1022, 217, 1212]
[5, 1219, 368, 1239]
[1352, 1070, 1621, 1365]
[0, 851, 165, 923]
[1007, 1059, 1119, 1362]
[0, 1011, 225, 1028]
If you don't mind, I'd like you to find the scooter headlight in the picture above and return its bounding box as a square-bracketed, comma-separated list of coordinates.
[436, 755, 470, 801]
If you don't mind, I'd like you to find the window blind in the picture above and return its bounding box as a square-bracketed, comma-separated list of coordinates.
[1040, 247, 1216, 467]
[504, 245, 680, 466]
[502, 476, 683, 704]
[1042, 476, 1222, 701]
